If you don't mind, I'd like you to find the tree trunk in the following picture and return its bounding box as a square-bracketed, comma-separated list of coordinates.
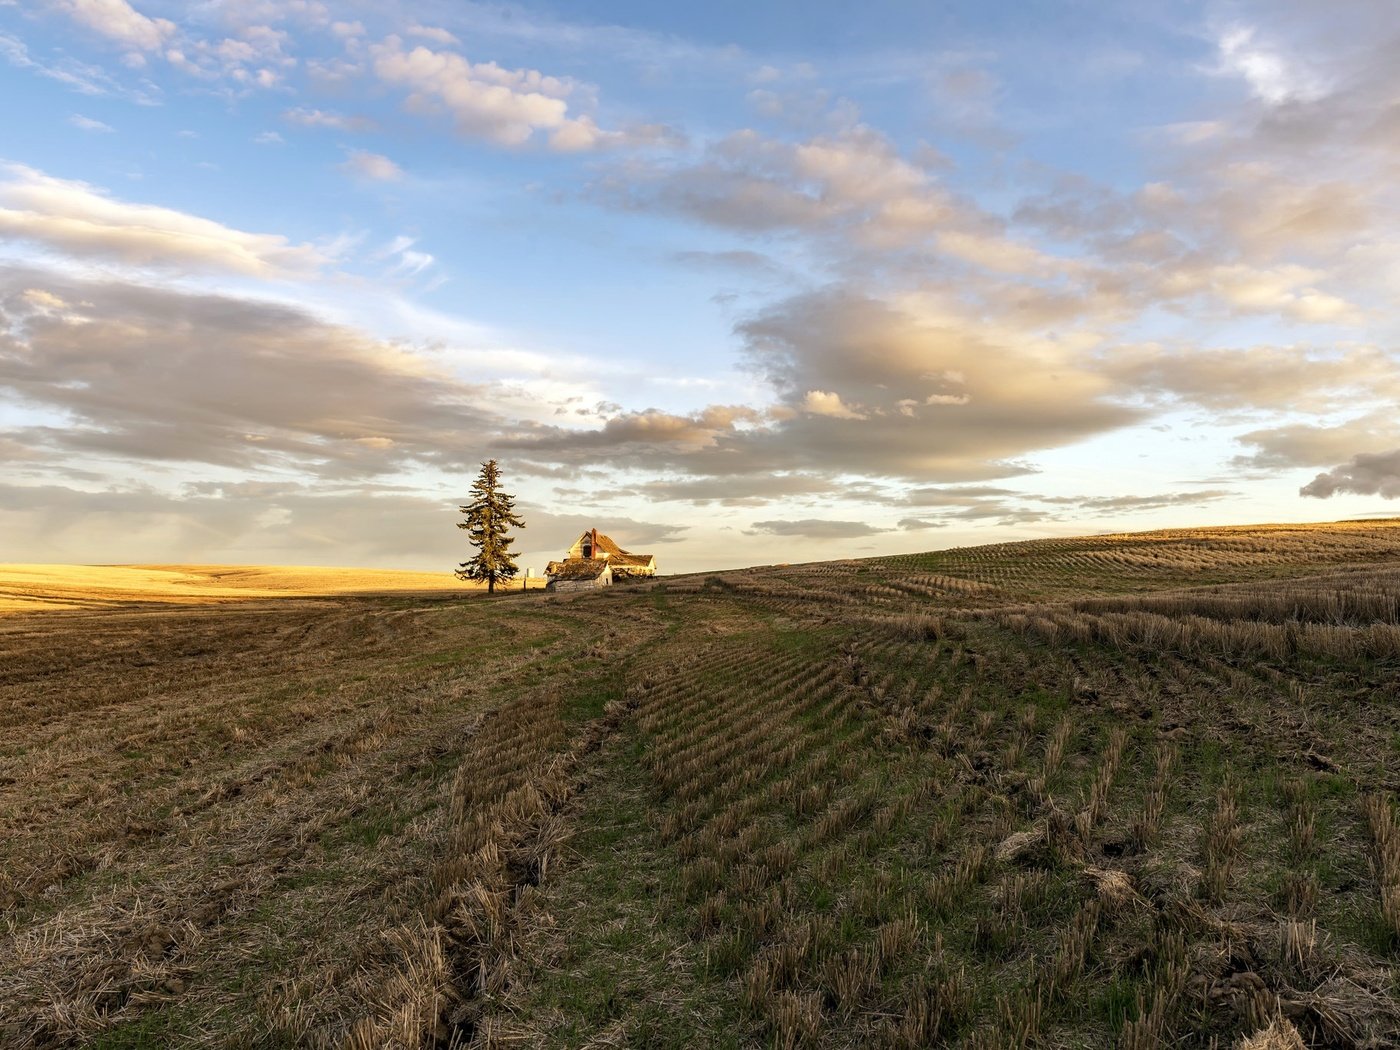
[488, 577, 495, 595]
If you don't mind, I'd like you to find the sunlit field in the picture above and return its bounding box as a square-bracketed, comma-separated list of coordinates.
[3, 521, 1399, 1048]
[0, 564, 548, 613]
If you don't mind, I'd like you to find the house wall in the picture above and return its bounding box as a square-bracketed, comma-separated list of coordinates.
[548, 577, 611, 593]
[547, 563, 613, 592]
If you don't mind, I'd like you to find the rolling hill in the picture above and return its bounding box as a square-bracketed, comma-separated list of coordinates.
[2, 520, 1399, 1048]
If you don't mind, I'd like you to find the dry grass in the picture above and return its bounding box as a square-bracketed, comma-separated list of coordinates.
[5, 519, 1400, 1047]
[0, 584, 658, 1046]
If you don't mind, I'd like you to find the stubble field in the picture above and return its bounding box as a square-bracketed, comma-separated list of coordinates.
[2, 521, 1399, 1048]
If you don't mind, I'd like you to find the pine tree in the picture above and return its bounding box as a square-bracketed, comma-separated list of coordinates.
[455, 460, 525, 594]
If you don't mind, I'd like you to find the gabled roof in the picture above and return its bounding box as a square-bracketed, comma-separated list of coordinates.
[571, 530, 628, 556]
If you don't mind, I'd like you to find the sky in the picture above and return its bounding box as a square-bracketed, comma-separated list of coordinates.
[2, 0, 1400, 574]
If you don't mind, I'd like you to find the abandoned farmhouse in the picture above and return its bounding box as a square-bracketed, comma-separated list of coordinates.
[545, 529, 657, 592]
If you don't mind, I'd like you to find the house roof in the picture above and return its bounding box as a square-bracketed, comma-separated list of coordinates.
[565, 530, 655, 569]
[572, 530, 628, 556]
[547, 559, 611, 580]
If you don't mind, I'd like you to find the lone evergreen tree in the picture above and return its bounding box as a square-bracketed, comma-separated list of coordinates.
[455, 460, 525, 594]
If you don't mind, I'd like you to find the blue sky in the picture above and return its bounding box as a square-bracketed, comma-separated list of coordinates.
[2, 0, 1399, 573]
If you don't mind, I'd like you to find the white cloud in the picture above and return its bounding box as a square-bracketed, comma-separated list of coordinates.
[253, 130, 283, 145]
[405, 23, 459, 46]
[1215, 24, 1322, 105]
[55, 0, 176, 52]
[341, 150, 403, 181]
[159, 20, 294, 88]
[1201, 263, 1359, 324]
[0, 163, 324, 275]
[375, 235, 434, 277]
[68, 113, 114, 132]
[369, 35, 614, 150]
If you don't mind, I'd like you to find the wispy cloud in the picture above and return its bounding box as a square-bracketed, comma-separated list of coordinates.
[0, 30, 158, 101]
[68, 113, 114, 132]
[748, 518, 891, 539]
[282, 106, 377, 132]
[341, 149, 404, 181]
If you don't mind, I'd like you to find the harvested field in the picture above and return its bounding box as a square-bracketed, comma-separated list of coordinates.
[3, 520, 1400, 1047]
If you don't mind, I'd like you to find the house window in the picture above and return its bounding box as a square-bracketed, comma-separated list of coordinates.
[582, 539, 593, 558]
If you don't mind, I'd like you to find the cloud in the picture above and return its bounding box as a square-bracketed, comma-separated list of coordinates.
[894, 487, 1233, 531]
[0, 481, 686, 569]
[501, 286, 1142, 485]
[1302, 450, 1400, 499]
[405, 23, 459, 46]
[0, 163, 324, 275]
[158, 20, 296, 89]
[68, 113, 114, 132]
[747, 518, 890, 539]
[601, 125, 957, 244]
[800, 389, 865, 420]
[253, 130, 283, 144]
[520, 510, 687, 552]
[0, 29, 156, 101]
[0, 268, 504, 479]
[1042, 490, 1235, 512]
[1235, 411, 1400, 469]
[902, 485, 1021, 507]
[669, 249, 779, 276]
[282, 106, 376, 131]
[368, 35, 616, 150]
[341, 149, 404, 181]
[375, 235, 435, 278]
[622, 473, 841, 506]
[1214, 24, 1323, 105]
[198, 0, 330, 31]
[1106, 343, 1399, 412]
[54, 0, 176, 52]
[731, 289, 1141, 478]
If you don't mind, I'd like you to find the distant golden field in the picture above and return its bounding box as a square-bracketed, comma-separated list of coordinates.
[2, 521, 1399, 1049]
[0, 564, 546, 613]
